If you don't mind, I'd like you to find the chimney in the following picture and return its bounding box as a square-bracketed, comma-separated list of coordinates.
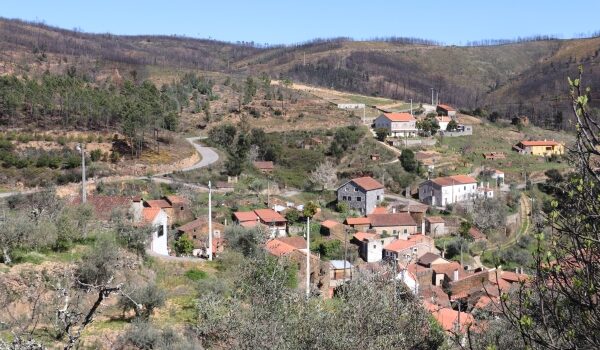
[515, 267, 519, 273]
[392, 207, 396, 214]
[453, 269, 459, 281]
[520, 267, 524, 274]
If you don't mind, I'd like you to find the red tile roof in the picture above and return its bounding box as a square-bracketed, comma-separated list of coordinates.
[240, 221, 259, 228]
[345, 217, 371, 226]
[145, 199, 171, 208]
[382, 112, 416, 122]
[254, 208, 286, 223]
[424, 301, 474, 333]
[431, 262, 469, 281]
[435, 116, 452, 122]
[277, 236, 307, 250]
[430, 175, 477, 187]
[320, 220, 341, 229]
[177, 218, 206, 232]
[519, 140, 561, 147]
[436, 104, 456, 112]
[350, 176, 384, 191]
[234, 211, 259, 222]
[500, 271, 528, 283]
[353, 231, 378, 242]
[265, 236, 307, 257]
[383, 235, 432, 252]
[371, 206, 388, 214]
[368, 213, 417, 227]
[142, 207, 161, 223]
[425, 216, 445, 224]
[468, 227, 486, 240]
[165, 195, 188, 205]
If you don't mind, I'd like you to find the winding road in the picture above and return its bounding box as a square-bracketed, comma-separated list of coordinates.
[0, 136, 220, 198]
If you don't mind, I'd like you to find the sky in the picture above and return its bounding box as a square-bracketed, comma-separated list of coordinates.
[3, 1, 600, 46]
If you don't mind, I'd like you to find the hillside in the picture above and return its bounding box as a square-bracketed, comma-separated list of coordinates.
[2, 17, 600, 128]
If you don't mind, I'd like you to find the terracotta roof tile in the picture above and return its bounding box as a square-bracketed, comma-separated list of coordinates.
[437, 104, 456, 112]
[146, 199, 171, 208]
[371, 206, 388, 214]
[321, 220, 341, 229]
[234, 211, 259, 222]
[425, 216, 445, 224]
[345, 217, 371, 225]
[142, 207, 161, 223]
[177, 218, 206, 232]
[353, 231, 378, 242]
[367, 213, 416, 227]
[382, 112, 416, 122]
[430, 175, 477, 187]
[350, 176, 384, 191]
[165, 195, 188, 205]
[384, 235, 433, 252]
[254, 209, 286, 223]
[265, 236, 307, 257]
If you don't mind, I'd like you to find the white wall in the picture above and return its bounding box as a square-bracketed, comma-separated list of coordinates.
[150, 210, 169, 256]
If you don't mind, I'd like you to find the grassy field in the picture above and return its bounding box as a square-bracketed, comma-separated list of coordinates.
[435, 120, 573, 182]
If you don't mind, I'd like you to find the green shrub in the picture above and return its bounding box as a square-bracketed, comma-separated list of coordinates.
[185, 268, 208, 281]
[90, 149, 103, 162]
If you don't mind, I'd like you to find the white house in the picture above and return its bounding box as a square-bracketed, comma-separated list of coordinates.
[419, 175, 493, 207]
[373, 113, 417, 137]
[397, 266, 419, 294]
[435, 116, 452, 131]
[142, 207, 169, 256]
[491, 169, 505, 184]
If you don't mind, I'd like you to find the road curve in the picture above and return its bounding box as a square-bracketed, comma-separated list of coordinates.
[181, 137, 219, 171]
[0, 136, 220, 199]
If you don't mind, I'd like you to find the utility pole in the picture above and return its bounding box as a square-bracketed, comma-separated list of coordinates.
[306, 216, 311, 299]
[431, 88, 434, 106]
[363, 106, 366, 125]
[436, 91, 439, 105]
[77, 143, 86, 203]
[208, 181, 213, 261]
[410, 98, 413, 115]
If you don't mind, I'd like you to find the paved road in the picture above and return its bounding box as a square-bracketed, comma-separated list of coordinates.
[182, 137, 219, 171]
[0, 136, 220, 199]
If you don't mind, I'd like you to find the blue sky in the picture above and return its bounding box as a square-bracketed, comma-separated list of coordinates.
[3, 1, 600, 45]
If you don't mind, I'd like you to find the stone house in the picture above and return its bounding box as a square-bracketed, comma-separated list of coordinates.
[425, 216, 446, 237]
[367, 213, 418, 237]
[176, 218, 226, 257]
[337, 176, 384, 215]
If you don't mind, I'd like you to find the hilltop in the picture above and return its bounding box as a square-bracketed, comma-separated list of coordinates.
[2, 17, 600, 129]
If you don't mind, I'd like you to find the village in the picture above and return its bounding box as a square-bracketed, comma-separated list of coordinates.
[67, 100, 568, 336]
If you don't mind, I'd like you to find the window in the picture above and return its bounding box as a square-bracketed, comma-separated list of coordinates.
[356, 197, 361, 202]
[354, 188, 358, 192]
[180, 206, 184, 211]
[342, 196, 347, 201]
[193, 235, 197, 239]
[373, 244, 376, 249]
[377, 195, 380, 201]
[403, 229, 407, 234]
[464, 186, 466, 190]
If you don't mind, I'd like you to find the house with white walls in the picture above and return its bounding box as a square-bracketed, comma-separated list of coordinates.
[141, 207, 169, 256]
[419, 175, 493, 207]
[373, 112, 418, 137]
